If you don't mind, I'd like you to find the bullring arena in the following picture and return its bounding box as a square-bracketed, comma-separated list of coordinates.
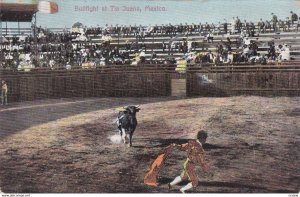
[0, 1, 300, 194]
[0, 96, 299, 193]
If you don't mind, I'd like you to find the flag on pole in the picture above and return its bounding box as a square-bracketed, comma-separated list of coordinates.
[38, 1, 58, 14]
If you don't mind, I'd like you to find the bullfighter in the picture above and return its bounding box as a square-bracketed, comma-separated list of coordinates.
[168, 130, 209, 193]
[144, 130, 209, 193]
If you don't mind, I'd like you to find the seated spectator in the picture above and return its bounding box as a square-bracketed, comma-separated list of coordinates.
[65, 62, 72, 70]
[101, 34, 112, 44]
[280, 44, 291, 61]
[145, 25, 154, 36]
[151, 52, 157, 64]
[249, 40, 258, 56]
[276, 44, 283, 56]
[131, 51, 141, 66]
[49, 59, 55, 70]
[207, 51, 215, 63]
[268, 44, 276, 60]
[100, 56, 106, 66]
[188, 41, 193, 52]
[227, 51, 234, 63]
[125, 40, 131, 51]
[139, 49, 146, 64]
[213, 53, 222, 65]
[242, 45, 250, 59]
[244, 37, 251, 46]
[2, 11, 300, 70]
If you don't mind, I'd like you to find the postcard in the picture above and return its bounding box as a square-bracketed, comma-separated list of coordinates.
[0, 0, 299, 196]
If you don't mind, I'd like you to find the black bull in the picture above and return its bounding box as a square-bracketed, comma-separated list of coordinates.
[116, 106, 140, 147]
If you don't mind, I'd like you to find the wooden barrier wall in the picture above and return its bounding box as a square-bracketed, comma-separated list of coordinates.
[0, 70, 171, 102]
[2, 66, 300, 103]
[187, 71, 300, 97]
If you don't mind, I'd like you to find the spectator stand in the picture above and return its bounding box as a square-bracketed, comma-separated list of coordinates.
[0, 2, 38, 70]
[1, 11, 300, 70]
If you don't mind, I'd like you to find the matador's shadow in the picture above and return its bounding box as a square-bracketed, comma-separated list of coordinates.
[146, 138, 230, 150]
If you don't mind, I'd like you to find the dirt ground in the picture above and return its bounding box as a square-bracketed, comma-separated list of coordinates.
[0, 97, 299, 193]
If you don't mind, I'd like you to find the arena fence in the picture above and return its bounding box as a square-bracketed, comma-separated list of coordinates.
[0, 66, 173, 102]
[1, 64, 300, 102]
[186, 65, 300, 97]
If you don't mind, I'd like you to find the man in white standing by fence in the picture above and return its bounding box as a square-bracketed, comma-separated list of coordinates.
[1, 80, 8, 105]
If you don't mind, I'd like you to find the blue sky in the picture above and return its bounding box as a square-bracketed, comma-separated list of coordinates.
[3, 0, 300, 28]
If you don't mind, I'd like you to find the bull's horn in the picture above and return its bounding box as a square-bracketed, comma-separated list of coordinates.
[136, 105, 140, 108]
[116, 107, 125, 111]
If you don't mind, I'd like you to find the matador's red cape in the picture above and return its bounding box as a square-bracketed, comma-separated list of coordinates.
[144, 145, 174, 186]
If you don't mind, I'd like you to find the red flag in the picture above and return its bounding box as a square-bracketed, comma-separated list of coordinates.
[38, 1, 58, 14]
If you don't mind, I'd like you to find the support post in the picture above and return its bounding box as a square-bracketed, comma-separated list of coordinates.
[33, 13, 38, 67]
[0, 14, 2, 68]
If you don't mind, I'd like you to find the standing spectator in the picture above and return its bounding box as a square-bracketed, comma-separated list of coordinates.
[231, 17, 236, 34]
[224, 22, 228, 34]
[205, 22, 210, 32]
[236, 16, 242, 33]
[1, 80, 8, 105]
[206, 32, 214, 43]
[290, 11, 298, 25]
[257, 18, 264, 33]
[286, 17, 291, 32]
[216, 22, 221, 35]
[271, 13, 278, 32]
[265, 20, 272, 32]
[249, 22, 256, 37]
[279, 20, 285, 31]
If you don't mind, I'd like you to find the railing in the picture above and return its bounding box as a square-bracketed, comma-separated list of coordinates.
[1, 62, 300, 74]
[1, 22, 299, 36]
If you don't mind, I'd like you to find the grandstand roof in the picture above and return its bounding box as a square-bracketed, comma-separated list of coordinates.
[0, 3, 38, 22]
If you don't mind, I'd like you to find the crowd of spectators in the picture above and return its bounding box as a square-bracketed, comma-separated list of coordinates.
[0, 11, 298, 70]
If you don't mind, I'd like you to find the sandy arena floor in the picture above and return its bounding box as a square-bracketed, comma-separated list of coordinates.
[0, 97, 299, 193]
